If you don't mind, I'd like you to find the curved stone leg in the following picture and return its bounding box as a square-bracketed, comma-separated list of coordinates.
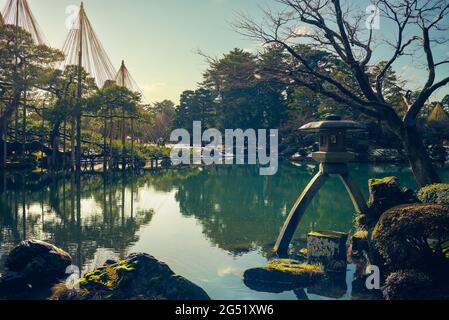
[274, 172, 329, 257]
[339, 173, 368, 214]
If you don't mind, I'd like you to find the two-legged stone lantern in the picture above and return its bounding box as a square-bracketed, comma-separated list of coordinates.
[274, 115, 368, 257]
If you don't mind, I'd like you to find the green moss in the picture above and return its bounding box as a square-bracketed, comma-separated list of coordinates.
[417, 184, 449, 205]
[372, 204, 449, 271]
[309, 230, 347, 239]
[368, 176, 398, 187]
[352, 230, 368, 240]
[265, 259, 323, 275]
[78, 260, 136, 291]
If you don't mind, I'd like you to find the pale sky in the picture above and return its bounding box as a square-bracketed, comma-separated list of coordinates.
[1, 0, 448, 104]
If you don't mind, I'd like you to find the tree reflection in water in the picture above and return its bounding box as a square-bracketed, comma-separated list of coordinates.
[0, 163, 446, 279]
[0, 171, 154, 273]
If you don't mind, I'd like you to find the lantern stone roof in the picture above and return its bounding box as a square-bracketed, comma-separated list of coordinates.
[299, 115, 366, 132]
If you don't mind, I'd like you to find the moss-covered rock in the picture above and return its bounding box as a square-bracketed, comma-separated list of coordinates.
[372, 204, 449, 272]
[357, 177, 417, 230]
[52, 253, 210, 300]
[382, 270, 437, 300]
[307, 231, 348, 272]
[243, 259, 324, 293]
[349, 230, 369, 261]
[417, 183, 449, 205]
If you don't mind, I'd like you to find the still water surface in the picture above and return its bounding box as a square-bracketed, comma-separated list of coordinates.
[0, 163, 448, 300]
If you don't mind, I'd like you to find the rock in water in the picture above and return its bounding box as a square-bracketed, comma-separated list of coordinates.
[357, 177, 417, 229]
[307, 231, 348, 272]
[52, 253, 210, 300]
[349, 230, 369, 261]
[5, 240, 72, 287]
[243, 259, 324, 293]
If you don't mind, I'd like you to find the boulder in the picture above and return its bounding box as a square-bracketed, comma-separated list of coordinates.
[382, 270, 436, 300]
[5, 240, 72, 287]
[349, 230, 369, 261]
[417, 183, 449, 205]
[372, 204, 449, 272]
[52, 253, 210, 300]
[307, 231, 348, 272]
[243, 259, 324, 293]
[356, 177, 417, 229]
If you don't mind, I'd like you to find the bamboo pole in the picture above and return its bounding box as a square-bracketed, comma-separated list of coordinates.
[121, 107, 126, 170]
[75, 3, 84, 174]
[103, 116, 107, 172]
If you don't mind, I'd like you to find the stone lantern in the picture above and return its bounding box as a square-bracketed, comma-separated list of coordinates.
[274, 115, 368, 257]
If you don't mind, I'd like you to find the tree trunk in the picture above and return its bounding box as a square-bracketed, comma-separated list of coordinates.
[0, 92, 21, 167]
[70, 117, 75, 171]
[383, 109, 441, 187]
[50, 121, 61, 171]
[401, 125, 441, 187]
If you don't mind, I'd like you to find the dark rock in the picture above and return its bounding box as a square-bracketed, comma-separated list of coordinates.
[382, 270, 436, 300]
[372, 204, 449, 272]
[356, 177, 417, 229]
[243, 259, 324, 293]
[6, 240, 72, 287]
[52, 253, 210, 300]
[349, 230, 369, 261]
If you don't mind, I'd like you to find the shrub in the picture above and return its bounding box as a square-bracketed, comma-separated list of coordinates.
[417, 184, 449, 205]
[372, 204, 449, 272]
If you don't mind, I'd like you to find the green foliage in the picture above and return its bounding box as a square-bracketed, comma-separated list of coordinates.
[417, 184, 449, 205]
[88, 84, 141, 116]
[176, 88, 216, 132]
[178, 48, 287, 133]
[0, 25, 64, 91]
[441, 94, 449, 114]
[372, 204, 449, 272]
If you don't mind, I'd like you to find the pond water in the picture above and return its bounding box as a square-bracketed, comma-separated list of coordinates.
[0, 163, 448, 300]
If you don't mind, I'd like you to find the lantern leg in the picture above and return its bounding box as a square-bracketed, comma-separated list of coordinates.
[339, 173, 368, 214]
[274, 171, 329, 257]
